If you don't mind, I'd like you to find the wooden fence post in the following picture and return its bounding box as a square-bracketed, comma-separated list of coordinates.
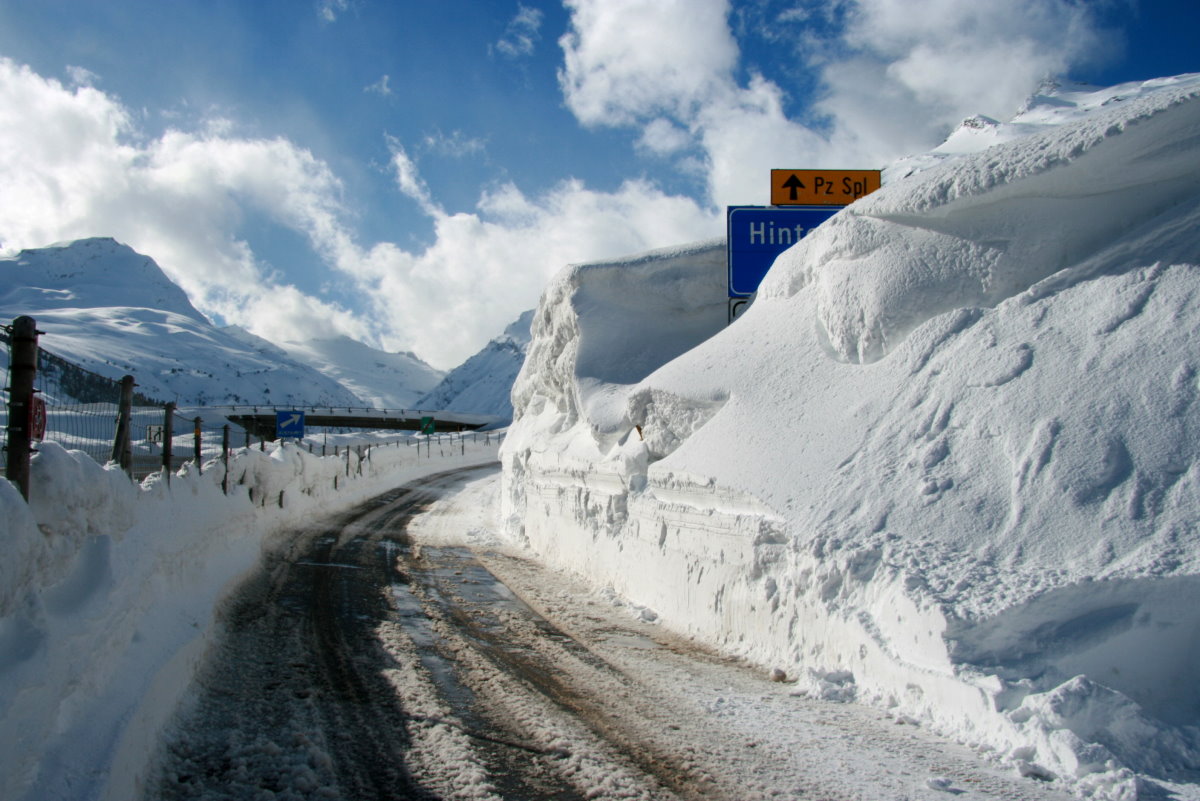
[222, 424, 230, 495]
[193, 416, 202, 475]
[5, 316, 39, 501]
[110, 375, 135, 477]
[162, 402, 175, 485]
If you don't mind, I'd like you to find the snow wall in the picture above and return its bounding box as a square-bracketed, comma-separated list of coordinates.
[0, 437, 501, 801]
[501, 76, 1200, 799]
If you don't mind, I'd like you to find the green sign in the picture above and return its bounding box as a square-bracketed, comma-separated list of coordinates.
[420, 416, 436, 435]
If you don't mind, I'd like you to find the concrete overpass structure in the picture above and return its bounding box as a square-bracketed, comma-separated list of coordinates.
[184, 405, 501, 442]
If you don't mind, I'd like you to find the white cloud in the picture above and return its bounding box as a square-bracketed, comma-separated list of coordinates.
[559, 0, 738, 127]
[0, 58, 718, 369]
[0, 58, 369, 347]
[386, 138, 442, 217]
[558, 0, 1114, 206]
[364, 74, 392, 96]
[422, 129, 487, 158]
[637, 118, 693, 156]
[65, 65, 99, 88]
[336, 169, 719, 367]
[497, 5, 545, 58]
[823, 0, 1111, 136]
[317, 0, 349, 23]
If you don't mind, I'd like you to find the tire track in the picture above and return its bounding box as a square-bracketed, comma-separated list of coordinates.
[146, 466, 600, 800]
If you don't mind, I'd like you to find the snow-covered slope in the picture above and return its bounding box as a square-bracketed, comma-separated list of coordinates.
[415, 310, 534, 421]
[501, 74, 1200, 799]
[276, 335, 443, 410]
[0, 238, 364, 406]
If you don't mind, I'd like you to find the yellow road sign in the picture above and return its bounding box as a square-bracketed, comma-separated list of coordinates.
[770, 169, 881, 206]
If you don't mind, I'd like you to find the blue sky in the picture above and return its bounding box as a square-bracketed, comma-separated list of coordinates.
[0, 0, 1195, 369]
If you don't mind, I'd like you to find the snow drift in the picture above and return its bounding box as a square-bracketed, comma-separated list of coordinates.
[0, 437, 501, 801]
[501, 74, 1200, 798]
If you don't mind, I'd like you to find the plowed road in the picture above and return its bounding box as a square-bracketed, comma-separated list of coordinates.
[144, 465, 1072, 800]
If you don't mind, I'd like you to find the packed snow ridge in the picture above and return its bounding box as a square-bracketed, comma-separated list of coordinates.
[501, 74, 1200, 799]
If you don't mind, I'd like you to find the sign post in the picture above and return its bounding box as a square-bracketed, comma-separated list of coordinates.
[770, 169, 880, 206]
[725, 168, 881, 321]
[275, 410, 306, 440]
[727, 205, 840, 298]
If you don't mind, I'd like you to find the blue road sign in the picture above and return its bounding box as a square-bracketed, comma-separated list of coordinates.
[275, 410, 306, 439]
[727, 205, 841, 297]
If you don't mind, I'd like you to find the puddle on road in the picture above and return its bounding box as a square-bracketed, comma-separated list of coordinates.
[379, 539, 478, 714]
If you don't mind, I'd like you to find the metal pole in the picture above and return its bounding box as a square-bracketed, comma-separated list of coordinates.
[5, 316, 38, 500]
[162, 402, 176, 485]
[193, 416, 202, 475]
[222, 424, 230, 495]
[110, 375, 135, 477]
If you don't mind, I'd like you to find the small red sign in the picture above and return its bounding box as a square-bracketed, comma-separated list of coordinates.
[30, 395, 47, 441]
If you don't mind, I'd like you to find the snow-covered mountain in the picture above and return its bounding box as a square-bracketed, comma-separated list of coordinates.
[0, 238, 363, 407]
[415, 310, 533, 421]
[502, 73, 1200, 799]
[277, 335, 443, 410]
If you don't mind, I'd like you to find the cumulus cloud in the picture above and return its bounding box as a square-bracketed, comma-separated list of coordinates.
[559, 0, 738, 127]
[496, 5, 545, 58]
[0, 58, 369, 346]
[0, 58, 716, 369]
[558, 0, 1114, 206]
[818, 0, 1111, 147]
[637, 118, 693, 157]
[338, 170, 719, 367]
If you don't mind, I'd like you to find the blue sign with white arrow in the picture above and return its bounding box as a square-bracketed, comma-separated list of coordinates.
[275, 410, 306, 439]
[727, 205, 841, 298]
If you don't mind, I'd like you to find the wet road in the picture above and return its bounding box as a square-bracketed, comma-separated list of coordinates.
[146, 466, 692, 800]
[145, 465, 1077, 801]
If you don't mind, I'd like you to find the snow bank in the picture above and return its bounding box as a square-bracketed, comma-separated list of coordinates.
[501, 75, 1200, 798]
[0, 435, 501, 801]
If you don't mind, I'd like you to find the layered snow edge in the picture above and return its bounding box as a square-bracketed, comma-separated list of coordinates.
[500, 76, 1200, 799]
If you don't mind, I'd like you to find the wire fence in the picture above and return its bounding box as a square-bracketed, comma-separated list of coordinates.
[2, 324, 168, 476]
[5, 321, 505, 495]
[1, 328, 9, 473]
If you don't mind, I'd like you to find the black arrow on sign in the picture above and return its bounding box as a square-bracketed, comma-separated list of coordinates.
[782, 174, 806, 201]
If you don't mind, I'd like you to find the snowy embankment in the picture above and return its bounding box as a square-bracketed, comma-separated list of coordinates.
[501, 75, 1200, 799]
[0, 436, 500, 801]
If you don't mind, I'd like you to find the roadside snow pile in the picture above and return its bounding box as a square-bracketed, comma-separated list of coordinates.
[501, 74, 1200, 799]
[0, 437, 500, 801]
